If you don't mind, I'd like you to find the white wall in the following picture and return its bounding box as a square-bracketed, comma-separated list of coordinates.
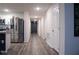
[38, 19, 41, 36]
[59, 4, 65, 55]
[37, 3, 60, 53]
[41, 17, 45, 39]
[43, 4, 59, 52]
[24, 12, 31, 42]
[38, 17, 45, 39]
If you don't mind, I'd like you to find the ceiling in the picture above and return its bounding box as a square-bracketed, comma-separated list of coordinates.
[0, 3, 52, 18]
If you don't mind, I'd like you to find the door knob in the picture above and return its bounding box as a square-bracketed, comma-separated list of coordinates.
[52, 29, 54, 32]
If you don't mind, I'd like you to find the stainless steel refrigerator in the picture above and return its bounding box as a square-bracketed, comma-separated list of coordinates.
[11, 17, 24, 43]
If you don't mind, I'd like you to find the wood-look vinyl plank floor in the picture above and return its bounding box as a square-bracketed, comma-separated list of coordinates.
[7, 34, 58, 55]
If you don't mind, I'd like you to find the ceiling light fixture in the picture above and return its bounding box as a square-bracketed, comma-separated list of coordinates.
[4, 9, 9, 12]
[34, 16, 38, 18]
[36, 7, 41, 11]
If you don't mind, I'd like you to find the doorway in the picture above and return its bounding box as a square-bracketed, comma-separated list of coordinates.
[31, 21, 38, 34]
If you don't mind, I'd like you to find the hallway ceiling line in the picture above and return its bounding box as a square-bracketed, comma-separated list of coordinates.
[0, 3, 52, 18]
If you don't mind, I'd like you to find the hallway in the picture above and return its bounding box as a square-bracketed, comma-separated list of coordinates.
[7, 34, 58, 55]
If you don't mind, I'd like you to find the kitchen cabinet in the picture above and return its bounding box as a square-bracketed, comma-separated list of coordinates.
[0, 33, 6, 51]
[0, 31, 11, 54]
